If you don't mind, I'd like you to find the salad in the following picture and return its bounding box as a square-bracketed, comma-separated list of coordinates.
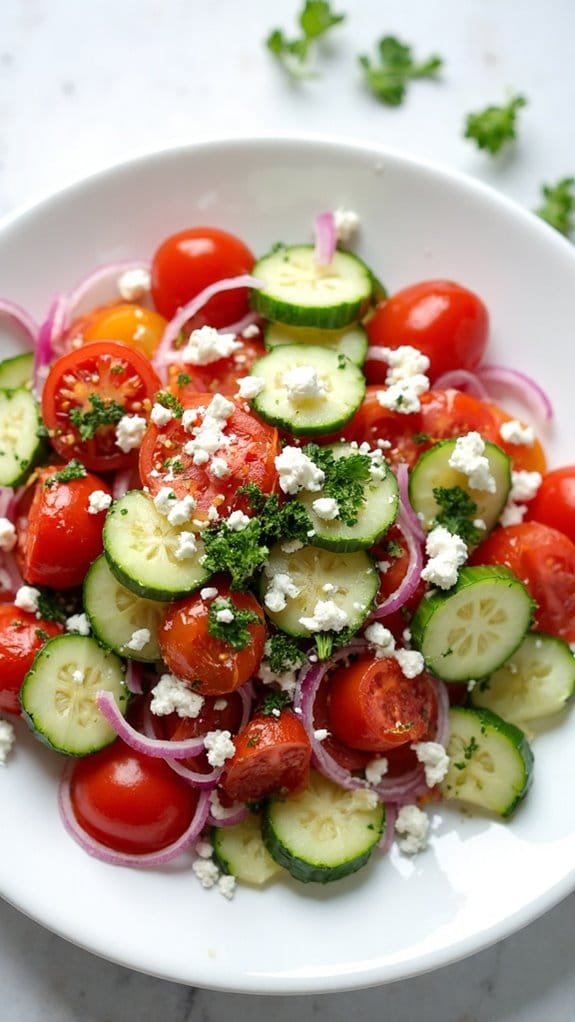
[0, 211, 574, 898]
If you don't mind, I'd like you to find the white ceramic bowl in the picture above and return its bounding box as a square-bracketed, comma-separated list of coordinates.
[1, 137, 574, 994]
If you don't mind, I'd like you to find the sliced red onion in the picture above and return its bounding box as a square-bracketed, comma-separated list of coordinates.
[378, 802, 398, 852]
[0, 487, 14, 519]
[0, 299, 39, 346]
[96, 690, 206, 758]
[207, 800, 249, 828]
[477, 363, 553, 423]
[432, 676, 450, 749]
[125, 661, 143, 696]
[433, 370, 489, 399]
[32, 296, 61, 398]
[371, 510, 423, 619]
[61, 260, 151, 332]
[139, 701, 223, 790]
[395, 463, 425, 544]
[372, 763, 427, 804]
[112, 468, 133, 501]
[221, 310, 261, 337]
[58, 762, 210, 868]
[1, 551, 23, 593]
[313, 212, 337, 266]
[152, 274, 264, 380]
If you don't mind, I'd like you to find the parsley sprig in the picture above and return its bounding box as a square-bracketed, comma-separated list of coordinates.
[69, 394, 125, 441]
[535, 177, 575, 237]
[464, 94, 527, 155]
[433, 486, 483, 547]
[358, 36, 444, 106]
[156, 391, 183, 418]
[260, 691, 292, 716]
[207, 597, 260, 650]
[44, 459, 87, 487]
[303, 444, 371, 526]
[266, 0, 345, 78]
[264, 634, 304, 674]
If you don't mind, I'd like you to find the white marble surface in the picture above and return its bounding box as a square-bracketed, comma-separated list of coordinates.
[1, 0, 575, 1017]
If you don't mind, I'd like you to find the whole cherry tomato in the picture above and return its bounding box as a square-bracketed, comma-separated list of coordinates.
[524, 466, 575, 539]
[0, 606, 62, 714]
[220, 709, 312, 802]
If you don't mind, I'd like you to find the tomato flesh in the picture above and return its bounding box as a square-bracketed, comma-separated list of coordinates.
[168, 337, 266, 398]
[221, 710, 311, 802]
[78, 303, 168, 359]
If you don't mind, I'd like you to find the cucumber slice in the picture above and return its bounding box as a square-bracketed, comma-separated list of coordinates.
[471, 632, 575, 725]
[251, 345, 365, 436]
[261, 543, 378, 638]
[103, 490, 210, 601]
[0, 387, 44, 485]
[20, 634, 128, 756]
[0, 352, 33, 390]
[296, 442, 399, 552]
[251, 245, 373, 329]
[411, 565, 533, 682]
[84, 555, 166, 662]
[265, 323, 368, 367]
[440, 705, 534, 817]
[409, 438, 511, 537]
[212, 815, 284, 886]
[262, 770, 385, 884]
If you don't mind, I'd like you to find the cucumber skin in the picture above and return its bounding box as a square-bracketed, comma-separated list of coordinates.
[262, 802, 384, 884]
[0, 352, 34, 389]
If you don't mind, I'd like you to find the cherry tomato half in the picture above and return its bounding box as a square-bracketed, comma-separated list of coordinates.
[525, 466, 575, 541]
[77, 303, 168, 359]
[0, 606, 62, 714]
[151, 227, 255, 328]
[220, 709, 312, 802]
[168, 336, 266, 398]
[341, 386, 423, 467]
[365, 280, 489, 384]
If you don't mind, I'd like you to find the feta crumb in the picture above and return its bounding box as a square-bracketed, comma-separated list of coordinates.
[182, 408, 199, 432]
[282, 365, 326, 402]
[349, 788, 379, 811]
[241, 323, 260, 339]
[174, 530, 198, 561]
[150, 673, 204, 718]
[14, 585, 41, 614]
[210, 456, 231, 480]
[115, 414, 147, 453]
[215, 607, 235, 624]
[365, 757, 388, 784]
[509, 470, 542, 503]
[395, 649, 425, 679]
[0, 518, 16, 552]
[204, 729, 236, 767]
[421, 525, 468, 590]
[218, 874, 237, 900]
[0, 718, 15, 765]
[312, 497, 340, 521]
[87, 490, 113, 515]
[167, 495, 196, 526]
[364, 622, 396, 658]
[412, 741, 450, 787]
[66, 613, 90, 635]
[195, 838, 213, 859]
[467, 678, 477, 692]
[264, 572, 300, 613]
[150, 402, 174, 427]
[153, 487, 176, 516]
[213, 699, 228, 711]
[281, 538, 304, 554]
[395, 804, 429, 854]
[448, 432, 496, 492]
[257, 660, 299, 699]
[209, 789, 241, 820]
[275, 446, 325, 495]
[125, 628, 151, 652]
[207, 505, 220, 522]
[380, 345, 430, 382]
[226, 510, 251, 531]
[192, 857, 220, 889]
[200, 587, 219, 601]
[499, 420, 535, 447]
[313, 728, 329, 742]
[236, 375, 265, 400]
[182, 326, 241, 366]
[376, 376, 429, 414]
[333, 207, 360, 243]
[299, 599, 348, 633]
[117, 266, 151, 301]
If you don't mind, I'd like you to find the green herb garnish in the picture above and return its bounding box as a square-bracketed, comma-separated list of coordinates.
[156, 391, 183, 418]
[464, 94, 527, 155]
[264, 634, 304, 674]
[358, 35, 443, 106]
[453, 735, 479, 770]
[207, 597, 260, 650]
[303, 444, 371, 526]
[433, 486, 482, 547]
[260, 691, 292, 716]
[69, 394, 125, 441]
[266, 0, 345, 78]
[44, 459, 87, 487]
[535, 177, 575, 237]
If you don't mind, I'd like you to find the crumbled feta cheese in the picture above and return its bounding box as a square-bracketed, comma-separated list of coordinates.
[257, 660, 299, 699]
[365, 757, 389, 785]
[182, 408, 199, 432]
[448, 432, 496, 492]
[282, 365, 326, 402]
[473, 518, 486, 531]
[125, 628, 151, 652]
[364, 622, 396, 657]
[215, 606, 234, 624]
[207, 505, 220, 522]
[117, 266, 151, 301]
[395, 804, 429, 854]
[209, 789, 240, 821]
[209, 457, 231, 480]
[275, 446, 325, 494]
[218, 874, 237, 900]
[207, 393, 235, 420]
[313, 728, 329, 742]
[87, 490, 113, 515]
[174, 530, 198, 561]
[195, 838, 213, 859]
[204, 729, 236, 767]
[499, 420, 535, 447]
[236, 375, 265, 400]
[150, 402, 174, 427]
[395, 649, 425, 679]
[167, 496, 196, 526]
[213, 698, 228, 711]
[421, 525, 468, 590]
[241, 323, 260, 339]
[14, 585, 41, 614]
[281, 538, 304, 554]
[192, 857, 220, 889]
[312, 497, 340, 521]
[499, 502, 527, 527]
[184, 393, 235, 466]
[349, 788, 379, 811]
[66, 613, 90, 635]
[226, 510, 251, 531]
[0, 518, 16, 552]
[412, 741, 450, 787]
[333, 207, 360, 243]
[264, 572, 301, 613]
[467, 678, 478, 692]
[200, 587, 219, 601]
[150, 673, 204, 718]
[299, 599, 348, 633]
[115, 414, 147, 453]
[0, 718, 15, 765]
[509, 470, 542, 503]
[181, 326, 241, 366]
[153, 487, 176, 516]
[323, 582, 336, 593]
[375, 345, 430, 414]
[380, 345, 430, 382]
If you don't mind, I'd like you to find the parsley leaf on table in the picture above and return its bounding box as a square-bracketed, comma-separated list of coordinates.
[464, 94, 527, 155]
[535, 177, 575, 237]
[358, 36, 444, 106]
[266, 0, 345, 78]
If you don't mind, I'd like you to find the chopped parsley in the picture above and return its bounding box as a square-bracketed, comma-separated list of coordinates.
[303, 444, 371, 526]
[155, 391, 183, 418]
[464, 94, 527, 155]
[266, 0, 345, 78]
[176, 372, 192, 386]
[69, 393, 125, 441]
[264, 634, 304, 674]
[207, 597, 260, 650]
[413, 431, 431, 445]
[35, 589, 71, 624]
[35, 628, 50, 642]
[535, 177, 575, 237]
[44, 459, 87, 487]
[358, 36, 444, 106]
[385, 538, 404, 559]
[260, 691, 292, 716]
[453, 735, 479, 770]
[163, 457, 184, 473]
[433, 485, 483, 547]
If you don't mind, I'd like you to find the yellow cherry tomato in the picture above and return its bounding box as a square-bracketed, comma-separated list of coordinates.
[81, 304, 167, 359]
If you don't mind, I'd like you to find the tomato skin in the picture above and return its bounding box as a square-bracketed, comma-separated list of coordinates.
[220, 709, 312, 802]
[365, 280, 489, 384]
[69, 740, 199, 855]
[419, 389, 499, 443]
[151, 227, 255, 328]
[471, 522, 575, 642]
[79, 303, 168, 359]
[159, 585, 266, 696]
[0, 606, 62, 714]
[161, 690, 245, 741]
[41, 341, 161, 472]
[483, 402, 547, 474]
[19, 469, 112, 589]
[312, 675, 372, 772]
[327, 656, 438, 752]
[525, 466, 575, 541]
[341, 386, 423, 467]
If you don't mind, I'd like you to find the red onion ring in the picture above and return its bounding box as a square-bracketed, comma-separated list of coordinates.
[221, 311, 261, 336]
[140, 700, 222, 790]
[476, 363, 553, 423]
[1, 551, 23, 593]
[125, 661, 143, 696]
[371, 510, 423, 619]
[313, 212, 337, 266]
[432, 675, 450, 749]
[58, 762, 210, 867]
[433, 370, 489, 399]
[96, 690, 206, 758]
[61, 260, 151, 332]
[112, 468, 133, 501]
[33, 296, 62, 398]
[395, 463, 425, 544]
[0, 487, 14, 519]
[378, 802, 398, 852]
[207, 799, 249, 828]
[0, 299, 39, 346]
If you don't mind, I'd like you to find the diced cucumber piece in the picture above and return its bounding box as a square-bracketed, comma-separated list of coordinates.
[212, 815, 284, 886]
[409, 438, 511, 537]
[296, 442, 398, 552]
[261, 543, 378, 639]
[471, 632, 575, 725]
[0, 352, 33, 390]
[84, 555, 166, 662]
[440, 705, 534, 817]
[251, 345, 365, 436]
[411, 565, 533, 683]
[103, 490, 210, 601]
[251, 245, 373, 329]
[0, 387, 44, 485]
[265, 322, 368, 367]
[20, 634, 128, 756]
[262, 770, 385, 884]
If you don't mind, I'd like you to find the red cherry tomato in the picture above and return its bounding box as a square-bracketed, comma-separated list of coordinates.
[18, 468, 112, 589]
[69, 740, 199, 855]
[159, 585, 266, 696]
[75, 303, 168, 359]
[220, 709, 312, 802]
[42, 341, 161, 472]
[471, 522, 575, 642]
[327, 655, 438, 752]
[158, 691, 246, 774]
[341, 386, 423, 467]
[484, 403, 547, 474]
[525, 466, 575, 541]
[0, 606, 62, 714]
[365, 280, 489, 384]
[419, 389, 499, 443]
[151, 227, 255, 328]
[168, 336, 266, 398]
[312, 674, 372, 772]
